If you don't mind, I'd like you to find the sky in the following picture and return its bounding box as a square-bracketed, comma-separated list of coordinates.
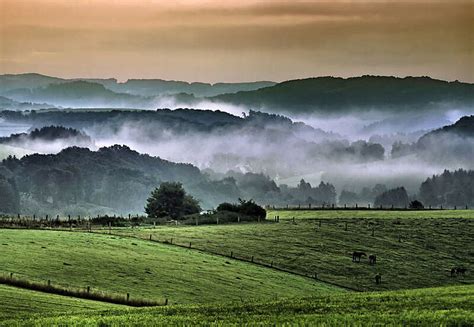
[1, 0, 473, 83]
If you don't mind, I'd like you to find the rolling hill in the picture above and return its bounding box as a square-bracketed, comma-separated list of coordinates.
[211, 76, 474, 114]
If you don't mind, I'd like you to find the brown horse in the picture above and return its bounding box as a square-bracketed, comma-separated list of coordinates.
[352, 251, 366, 262]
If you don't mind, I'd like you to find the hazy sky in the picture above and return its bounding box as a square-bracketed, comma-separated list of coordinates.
[1, 0, 473, 82]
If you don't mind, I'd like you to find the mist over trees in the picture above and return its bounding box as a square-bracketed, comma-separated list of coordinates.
[374, 187, 409, 208]
[0, 82, 472, 215]
[419, 169, 474, 207]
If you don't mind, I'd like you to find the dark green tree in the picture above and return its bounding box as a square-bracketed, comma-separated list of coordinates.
[409, 200, 424, 209]
[145, 182, 201, 219]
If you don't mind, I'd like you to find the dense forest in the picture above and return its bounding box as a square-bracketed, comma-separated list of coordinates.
[0, 140, 471, 215]
[0, 145, 339, 215]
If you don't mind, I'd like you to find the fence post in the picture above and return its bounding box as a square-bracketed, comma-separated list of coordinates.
[165, 298, 168, 306]
[127, 293, 130, 301]
[231, 251, 233, 258]
[149, 234, 152, 241]
[87, 286, 90, 294]
[10, 272, 13, 278]
[345, 222, 348, 231]
[48, 280, 51, 287]
[251, 256, 254, 263]
[170, 238, 173, 244]
[189, 242, 192, 248]
[271, 261, 273, 267]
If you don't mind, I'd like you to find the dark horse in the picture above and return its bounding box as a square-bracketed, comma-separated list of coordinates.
[352, 251, 366, 262]
[451, 267, 467, 277]
[375, 273, 382, 284]
[369, 254, 377, 265]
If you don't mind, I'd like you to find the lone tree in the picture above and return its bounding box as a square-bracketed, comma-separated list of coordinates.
[145, 182, 201, 219]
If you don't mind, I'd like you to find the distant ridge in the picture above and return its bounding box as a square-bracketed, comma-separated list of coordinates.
[211, 75, 474, 114]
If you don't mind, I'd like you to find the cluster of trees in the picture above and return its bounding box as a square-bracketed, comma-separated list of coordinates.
[282, 179, 337, 206]
[419, 169, 474, 207]
[374, 187, 409, 208]
[339, 184, 388, 206]
[145, 183, 266, 222]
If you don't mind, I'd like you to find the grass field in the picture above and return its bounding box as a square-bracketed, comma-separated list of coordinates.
[1, 210, 473, 325]
[268, 209, 474, 219]
[0, 229, 339, 308]
[107, 215, 474, 291]
[0, 284, 122, 320]
[3, 285, 473, 326]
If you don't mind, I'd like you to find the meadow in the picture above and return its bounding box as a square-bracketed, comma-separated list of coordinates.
[268, 209, 474, 219]
[2, 285, 472, 326]
[0, 284, 122, 320]
[0, 229, 339, 308]
[105, 212, 474, 291]
[1, 209, 473, 325]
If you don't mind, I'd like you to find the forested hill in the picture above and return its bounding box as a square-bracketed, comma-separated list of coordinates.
[0, 145, 339, 216]
[419, 115, 474, 140]
[211, 76, 474, 114]
[0, 145, 208, 215]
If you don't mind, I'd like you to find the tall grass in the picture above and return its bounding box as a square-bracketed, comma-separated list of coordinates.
[0, 274, 164, 307]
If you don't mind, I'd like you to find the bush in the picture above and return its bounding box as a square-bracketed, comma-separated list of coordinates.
[409, 200, 424, 209]
[216, 199, 266, 220]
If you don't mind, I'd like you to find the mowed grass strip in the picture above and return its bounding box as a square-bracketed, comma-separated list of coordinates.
[0, 229, 340, 308]
[4, 285, 473, 326]
[110, 216, 474, 291]
[0, 284, 122, 320]
[268, 209, 474, 219]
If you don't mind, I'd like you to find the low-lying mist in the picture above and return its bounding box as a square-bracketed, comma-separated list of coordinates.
[1, 106, 472, 197]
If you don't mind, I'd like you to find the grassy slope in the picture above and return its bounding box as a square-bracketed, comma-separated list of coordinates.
[109, 215, 474, 291]
[4, 285, 473, 326]
[268, 209, 474, 219]
[0, 229, 340, 308]
[0, 284, 121, 320]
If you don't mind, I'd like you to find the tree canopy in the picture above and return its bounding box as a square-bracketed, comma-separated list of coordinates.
[145, 182, 201, 219]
